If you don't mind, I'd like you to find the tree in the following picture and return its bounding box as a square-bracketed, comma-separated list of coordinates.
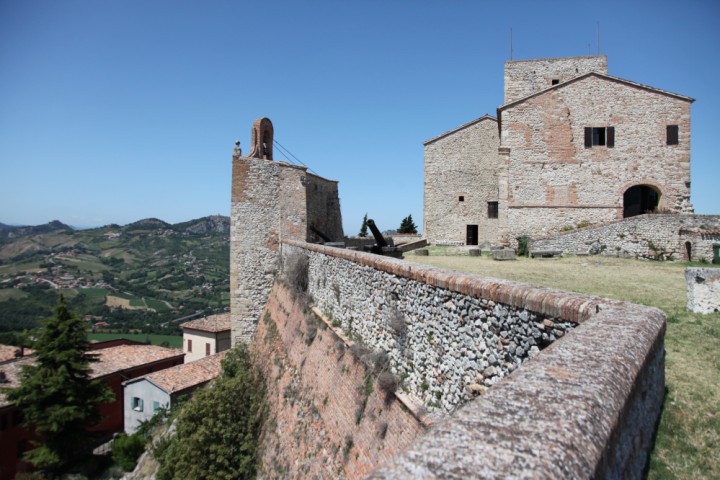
[398, 214, 418, 234]
[359, 213, 369, 238]
[7, 295, 114, 473]
[156, 344, 266, 480]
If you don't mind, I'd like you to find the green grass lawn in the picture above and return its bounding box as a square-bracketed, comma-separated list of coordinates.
[88, 332, 182, 348]
[406, 251, 720, 480]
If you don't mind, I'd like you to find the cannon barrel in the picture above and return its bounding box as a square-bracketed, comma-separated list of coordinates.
[366, 219, 388, 248]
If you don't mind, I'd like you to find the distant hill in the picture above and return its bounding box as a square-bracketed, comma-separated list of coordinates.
[0, 220, 74, 240]
[0, 215, 231, 336]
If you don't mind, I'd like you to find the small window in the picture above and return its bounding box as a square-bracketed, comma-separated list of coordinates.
[667, 125, 679, 145]
[153, 401, 161, 413]
[187, 339, 192, 353]
[551, 79, 559, 85]
[205, 343, 211, 356]
[132, 397, 144, 412]
[487, 201, 499, 219]
[458, 196, 464, 202]
[584, 127, 614, 148]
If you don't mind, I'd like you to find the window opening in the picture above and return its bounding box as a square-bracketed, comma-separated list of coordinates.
[487, 201, 499, 219]
[187, 339, 192, 353]
[667, 125, 679, 145]
[458, 196, 464, 202]
[153, 401, 161, 413]
[584, 127, 615, 148]
[206, 343, 211, 356]
[466, 225, 478, 246]
[551, 79, 559, 85]
[132, 397, 144, 412]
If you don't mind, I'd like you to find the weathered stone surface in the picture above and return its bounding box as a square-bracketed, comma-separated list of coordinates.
[686, 267, 720, 314]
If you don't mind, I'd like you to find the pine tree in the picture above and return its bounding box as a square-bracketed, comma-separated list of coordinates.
[398, 215, 418, 234]
[7, 295, 114, 473]
[359, 213, 369, 238]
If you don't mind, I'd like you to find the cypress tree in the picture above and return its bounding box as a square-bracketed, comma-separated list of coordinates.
[359, 213, 369, 238]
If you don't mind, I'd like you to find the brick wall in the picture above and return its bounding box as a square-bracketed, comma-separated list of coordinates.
[531, 214, 720, 261]
[423, 116, 502, 245]
[252, 283, 425, 479]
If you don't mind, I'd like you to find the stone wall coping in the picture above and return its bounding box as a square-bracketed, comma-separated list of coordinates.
[367, 301, 665, 479]
[284, 239, 667, 478]
[423, 114, 497, 146]
[284, 240, 609, 324]
[504, 54, 607, 65]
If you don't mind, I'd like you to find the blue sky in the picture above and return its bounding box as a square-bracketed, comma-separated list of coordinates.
[1, 0, 718, 235]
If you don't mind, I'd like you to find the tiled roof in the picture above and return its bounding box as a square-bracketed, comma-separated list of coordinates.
[0, 344, 32, 364]
[181, 313, 231, 333]
[0, 345, 183, 409]
[0, 357, 34, 408]
[136, 351, 227, 395]
[90, 345, 184, 378]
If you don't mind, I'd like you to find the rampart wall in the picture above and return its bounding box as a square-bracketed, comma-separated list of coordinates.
[281, 239, 666, 478]
[531, 214, 720, 261]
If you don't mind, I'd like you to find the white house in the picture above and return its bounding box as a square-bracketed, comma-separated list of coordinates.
[122, 351, 227, 434]
[181, 313, 231, 363]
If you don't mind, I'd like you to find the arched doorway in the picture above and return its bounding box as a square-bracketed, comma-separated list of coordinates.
[623, 185, 660, 218]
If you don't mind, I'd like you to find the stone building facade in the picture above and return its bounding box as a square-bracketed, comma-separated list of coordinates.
[424, 56, 694, 246]
[230, 118, 343, 344]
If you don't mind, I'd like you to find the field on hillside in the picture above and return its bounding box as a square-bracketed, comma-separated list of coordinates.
[407, 249, 719, 480]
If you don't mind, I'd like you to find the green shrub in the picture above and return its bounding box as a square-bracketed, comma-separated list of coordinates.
[516, 236, 530, 257]
[112, 433, 146, 471]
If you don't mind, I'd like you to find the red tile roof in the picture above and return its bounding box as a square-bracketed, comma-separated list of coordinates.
[138, 351, 227, 395]
[0, 345, 184, 408]
[181, 313, 230, 333]
[90, 345, 184, 378]
[0, 344, 32, 364]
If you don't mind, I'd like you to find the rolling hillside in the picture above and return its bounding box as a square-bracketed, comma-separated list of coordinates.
[0, 216, 230, 336]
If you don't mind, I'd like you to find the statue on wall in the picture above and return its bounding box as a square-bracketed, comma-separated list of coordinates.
[247, 117, 274, 160]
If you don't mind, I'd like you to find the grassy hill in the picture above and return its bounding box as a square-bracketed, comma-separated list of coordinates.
[0, 216, 229, 336]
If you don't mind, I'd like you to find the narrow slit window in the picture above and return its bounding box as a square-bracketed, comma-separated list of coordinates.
[487, 201, 499, 219]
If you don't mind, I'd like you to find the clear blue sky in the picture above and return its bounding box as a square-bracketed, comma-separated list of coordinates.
[1, 0, 718, 234]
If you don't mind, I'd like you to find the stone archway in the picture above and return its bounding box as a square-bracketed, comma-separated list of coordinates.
[623, 185, 660, 218]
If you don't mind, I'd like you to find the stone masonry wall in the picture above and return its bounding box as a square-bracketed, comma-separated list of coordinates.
[504, 55, 608, 104]
[500, 73, 692, 240]
[288, 242, 575, 413]
[686, 268, 720, 314]
[532, 214, 720, 261]
[282, 239, 666, 478]
[306, 173, 344, 243]
[423, 116, 502, 246]
[252, 282, 425, 479]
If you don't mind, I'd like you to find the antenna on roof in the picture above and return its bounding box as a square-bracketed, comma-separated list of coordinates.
[597, 21, 600, 55]
[510, 28, 513, 60]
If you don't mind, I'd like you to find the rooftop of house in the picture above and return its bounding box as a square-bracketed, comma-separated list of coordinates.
[128, 350, 227, 395]
[0, 344, 32, 364]
[90, 345, 184, 378]
[181, 313, 231, 333]
[0, 345, 184, 409]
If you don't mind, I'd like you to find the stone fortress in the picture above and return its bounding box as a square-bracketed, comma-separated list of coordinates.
[424, 55, 697, 248]
[230, 109, 668, 477]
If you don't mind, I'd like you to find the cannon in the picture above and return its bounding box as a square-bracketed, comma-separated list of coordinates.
[366, 219, 403, 258]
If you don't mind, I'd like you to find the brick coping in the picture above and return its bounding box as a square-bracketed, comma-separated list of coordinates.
[283, 239, 609, 324]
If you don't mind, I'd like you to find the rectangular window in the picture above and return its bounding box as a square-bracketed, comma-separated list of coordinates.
[584, 127, 614, 148]
[458, 195, 464, 202]
[487, 201, 499, 219]
[667, 125, 679, 145]
[153, 401, 161, 413]
[205, 343, 211, 356]
[132, 397, 144, 412]
[187, 339, 192, 353]
[551, 79, 559, 85]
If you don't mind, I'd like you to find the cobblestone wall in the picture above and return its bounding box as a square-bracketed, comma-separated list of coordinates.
[532, 214, 720, 261]
[282, 240, 666, 479]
